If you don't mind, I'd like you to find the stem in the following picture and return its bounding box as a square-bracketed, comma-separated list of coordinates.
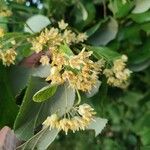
[75, 89, 81, 105]
[102, 0, 107, 19]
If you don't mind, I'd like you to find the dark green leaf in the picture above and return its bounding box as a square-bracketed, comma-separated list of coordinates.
[139, 128, 150, 146]
[71, 0, 96, 30]
[88, 18, 118, 46]
[0, 64, 19, 128]
[86, 18, 108, 37]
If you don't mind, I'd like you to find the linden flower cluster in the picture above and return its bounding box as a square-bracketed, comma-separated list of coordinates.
[46, 48, 105, 92]
[103, 55, 132, 89]
[43, 103, 96, 135]
[0, 40, 17, 66]
[0, 48, 17, 66]
[31, 20, 88, 54]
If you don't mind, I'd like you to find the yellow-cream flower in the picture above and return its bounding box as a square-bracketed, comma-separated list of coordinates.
[40, 55, 50, 66]
[76, 33, 88, 43]
[62, 48, 104, 92]
[58, 118, 72, 135]
[58, 20, 68, 30]
[47, 47, 104, 92]
[103, 55, 132, 89]
[46, 66, 65, 84]
[78, 103, 96, 117]
[2, 49, 17, 66]
[31, 28, 63, 53]
[42, 103, 96, 135]
[42, 114, 59, 130]
[63, 29, 76, 44]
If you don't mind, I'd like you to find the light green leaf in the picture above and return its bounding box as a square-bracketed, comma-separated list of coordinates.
[24, 15, 51, 33]
[32, 64, 51, 78]
[88, 117, 108, 136]
[33, 84, 57, 102]
[59, 44, 74, 56]
[108, 0, 134, 18]
[17, 128, 59, 150]
[86, 46, 120, 61]
[8, 66, 33, 97]
[14, 77, 75, 140]
[132, 0, 150, 14]
[88, 18, 118, 46]
[8, 65, 51, 97]
[86, 81, 101, 98]
[14, 77, 48, 140]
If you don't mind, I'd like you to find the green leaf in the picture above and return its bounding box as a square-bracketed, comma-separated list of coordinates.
[7, 66, 33, 96]
[128, 39, 150, 71]
[88, 18, 118, 46]
[32, 64, 51, 78]
[118, 24, 141, 44]
[108, 0, 134, 18]
[86, 46, 120, 61]
[0, 16, 8, 30]
[71, 0, 96, 30]
[0, 65, 19, 128]
[17, 128, 59, 150]
[86, 18, 108, 37]
[87, 117, 108, 136]
[138, 128, 150, 146]
[59, 44, 74, 56]
[133, 112, 150, 133]
[14, 77, 75, 140]
[8, 65, 51, 97]
[78, 1, 88, 21]
[141, 146, 150, 150]
[119, 91, 143, 107]
[103, 138, 123, 149]
[14, 77, 48, 140]
[24, 15, 51, 33]
[86, 81, 101, 98]
[132, 0, 150, 14]
[129, 11, 150, 23]
[33, 84, 57, 102]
